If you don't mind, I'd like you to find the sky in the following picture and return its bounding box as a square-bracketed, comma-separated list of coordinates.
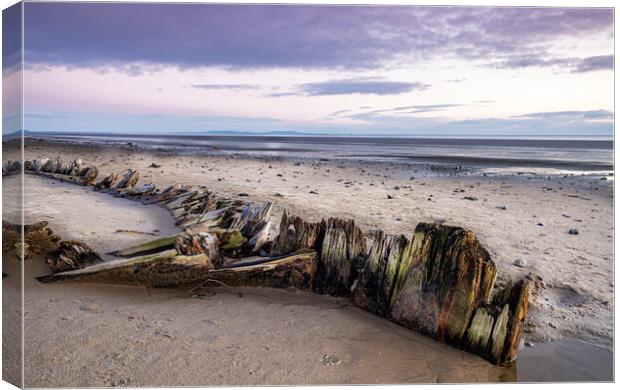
[2, 2, 615, 136]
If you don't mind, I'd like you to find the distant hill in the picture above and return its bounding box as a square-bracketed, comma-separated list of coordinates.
[201, 130, 331, 136]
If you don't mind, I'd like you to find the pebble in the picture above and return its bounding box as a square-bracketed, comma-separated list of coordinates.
[513, 258, 527, 268]
[569, 228, 580, 235]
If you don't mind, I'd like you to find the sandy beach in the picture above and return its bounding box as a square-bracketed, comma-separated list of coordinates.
[3, 175, 516, 386]
[2, 137, 614, 384]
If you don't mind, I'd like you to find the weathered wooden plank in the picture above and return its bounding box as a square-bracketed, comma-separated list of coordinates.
[205, 250, 317, 290]
[353, 231, 408, 317]
[115, 169, 140, 189]
[108, 235, 177, 257]
[314, 218, 366, 296]
[37, 249, 216, 287]
[389, 223, 497, 347]
[174, 230, 220, 266]
[464, 306, 496, 355]
[94, 172, 119, 189]
[46, 240, 103, 273]
[494, 280, 530, 364]
[2, 220, 61, 257]
[271, 209, 323, 255]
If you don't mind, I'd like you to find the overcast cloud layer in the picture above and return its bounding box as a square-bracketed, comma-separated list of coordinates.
[2, 3, 614, 136]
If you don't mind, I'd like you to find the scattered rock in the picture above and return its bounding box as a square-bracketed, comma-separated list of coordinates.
[238, 193, 250, 197]
[568, 228, 579, 235]
[463, 196, 478, 201]
[514, 258, 527, 268]
[149, 163, 161, 168]
[387, 194, 394, 199]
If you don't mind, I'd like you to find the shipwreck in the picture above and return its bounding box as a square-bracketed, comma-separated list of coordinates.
[3, 157, 530, 365]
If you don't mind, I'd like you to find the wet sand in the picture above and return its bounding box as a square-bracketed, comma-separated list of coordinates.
[3, 175, 514, 386]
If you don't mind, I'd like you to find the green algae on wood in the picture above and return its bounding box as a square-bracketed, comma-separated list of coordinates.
[219, 230, 247, 252]
[108, 235, 177, 258]
[390, 223, 497, 346]
[464, 306, 495, 353]
[353, 232, 408, 317]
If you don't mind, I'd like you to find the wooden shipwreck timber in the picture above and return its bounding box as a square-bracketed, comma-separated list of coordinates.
[4, 156, 530, 365]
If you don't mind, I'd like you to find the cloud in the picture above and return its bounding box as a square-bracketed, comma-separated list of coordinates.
[352, 103, 463, 117]
[513, 109, 614, 120]
[2, 3, 22, 76]
[265, 92, 300, 98]
[392, 104, 461, 111]
[327, 109, 352, 117]
[492, 56, 576, 69]
[573, 55, 614, 73]
[300, 78, 430, 96]
[192, 83, 260, 91]
[22, 4, 613, 71]
[490, 53, 613, 73]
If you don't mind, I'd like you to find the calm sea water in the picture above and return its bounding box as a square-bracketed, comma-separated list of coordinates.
[32, 133, 614, 174]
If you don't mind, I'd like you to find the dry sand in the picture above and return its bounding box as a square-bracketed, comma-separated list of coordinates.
[1, 138, 615, 385]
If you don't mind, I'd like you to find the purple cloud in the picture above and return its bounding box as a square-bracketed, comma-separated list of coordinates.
[192, 84, 260, 91]
[2, 3, 22, 76]
[573, 55, 614, 73]
[301, 78, 430, 96]
[21, 4, 613, 70]
[491, 54, 614, 72]
[512, 110, 614, 120]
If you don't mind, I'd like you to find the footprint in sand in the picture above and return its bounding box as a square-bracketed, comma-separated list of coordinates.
[541, 286, 587, 309]
[321, 354, 341, 366]
[78, 303, 102, 314]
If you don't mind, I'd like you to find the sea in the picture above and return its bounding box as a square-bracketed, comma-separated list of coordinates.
[27, 133, 614, 177]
